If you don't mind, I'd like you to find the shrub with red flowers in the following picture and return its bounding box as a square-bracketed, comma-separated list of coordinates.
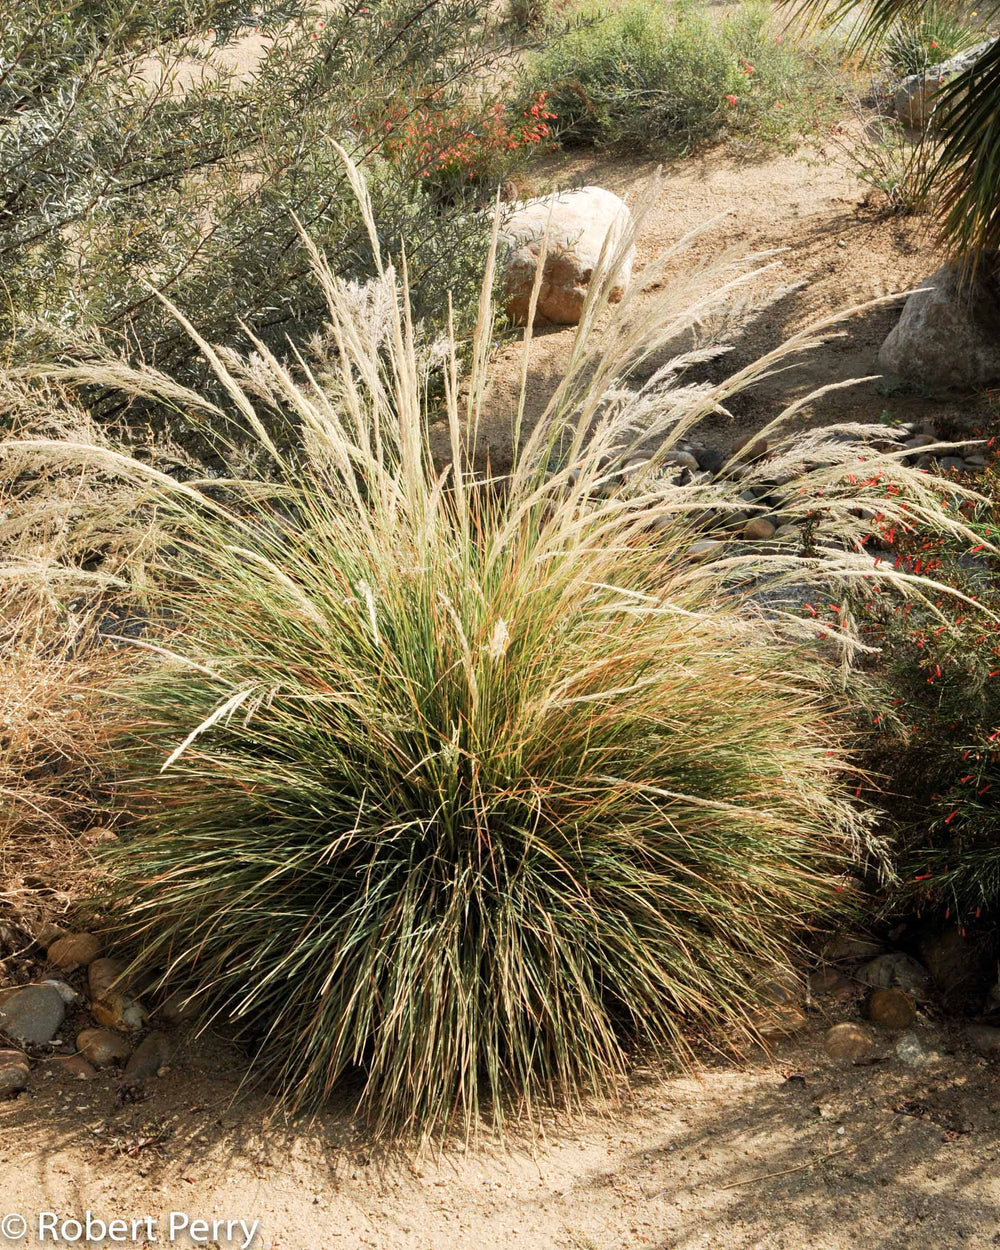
[846, 449, 1000, 925]
[373, 91, 556, 200]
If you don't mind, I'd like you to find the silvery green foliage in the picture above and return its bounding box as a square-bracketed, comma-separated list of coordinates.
[1, 0, 506, 442]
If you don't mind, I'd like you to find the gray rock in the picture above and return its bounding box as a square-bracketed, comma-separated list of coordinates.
[894, 40, 996, 128]
[895, 1031, 938, 1066]
[0, 986, 66, 1047]
[880, 255, 1000, 389]
[938, 456, 967, 473]
[858, 952, 932, 998]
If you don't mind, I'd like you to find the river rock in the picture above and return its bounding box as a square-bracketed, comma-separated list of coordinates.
[867, 987, 916, 1031]
[824, 1022, 874, 1062]
[46, 932, 102, 972]
[118, 1032, 171, 1100]
[156, 990, 200, 1026]
[966, 1024, 1000, 1056]
[501, 187, 634, 325]
[0, 1049, 29, 1096]
[858, 952, 932, 998]
[894, 40, 996, 128]
[88, 958, 126, 1002]
[76, 1027, 131, 1068]
[879, 255, 1000, 389]
[743, 516, 777, 541]
[0, 985, 66, 1047]
[91, 991, 146, 1033]
[808, 969, 853, 1000]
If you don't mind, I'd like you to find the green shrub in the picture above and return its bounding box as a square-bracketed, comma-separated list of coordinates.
[882, 3, 978, 76]
[523, 0, 836, 154]
[7, 187, 966, 1136]
[851, 453, 1000, 924]
[0, 0, 520, 448]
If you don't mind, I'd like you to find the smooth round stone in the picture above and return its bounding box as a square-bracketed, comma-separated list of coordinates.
[743, 517, 777, 541]
[88, 958, 126, 1002]
[0, 1049, 30, 1096]
[867, 987, 916, 1031]
[0, 986, 66, 1047]
[824, 1022, 874, 1062]
[76, 1028, 131, 1068]
[47, 932, 102, 971]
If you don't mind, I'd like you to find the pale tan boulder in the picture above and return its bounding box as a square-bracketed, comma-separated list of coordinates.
[501, 186, 634, 325]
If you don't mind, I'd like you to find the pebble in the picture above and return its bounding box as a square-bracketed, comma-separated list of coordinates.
[88, 958, 126, 1002]
[858, 952, 931, 998]
[0, 985, 66, 1047]
[867, 987, 916, 1031]
[46, 932, 102, 972]
[808, 969, 853, 999]
[76, 1028, 132, 1068]
[743, 517, 777, 541]
[0, 1049, 30, 1096]
[966, 1024, 1000, 1057]
[824, 1022, 874, 1062]
[91, 992, 146, 1033]
[119, 1032, 172, 1097]
[895, 1030, 940, 1067]
[688, 539, 726, 560]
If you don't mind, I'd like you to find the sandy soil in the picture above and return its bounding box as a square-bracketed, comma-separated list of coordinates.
[3, 1019, 1000, 1249]
[471, 137, 973, 472]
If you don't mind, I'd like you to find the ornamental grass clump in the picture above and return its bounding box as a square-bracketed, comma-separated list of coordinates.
[3, 168, 982, 1137]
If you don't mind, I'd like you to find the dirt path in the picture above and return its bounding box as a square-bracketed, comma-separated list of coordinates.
[3, 1023, 999, 1249]
[473, 138, 971, 473]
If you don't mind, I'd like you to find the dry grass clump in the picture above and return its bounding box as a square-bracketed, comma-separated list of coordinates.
[0, 167, 986, 1138]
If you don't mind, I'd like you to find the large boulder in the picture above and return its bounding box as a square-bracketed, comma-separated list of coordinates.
[500, 186, 634, 325]
[879, 254, 1000, 388]
[894, 39, 996, 129]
